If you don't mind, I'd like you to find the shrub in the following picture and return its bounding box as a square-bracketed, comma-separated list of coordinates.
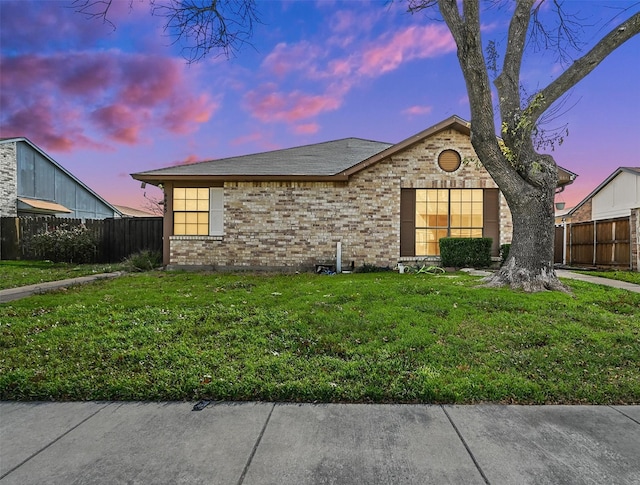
[439, 238, 492, 268]
[123, 250, 162, 272]
[500, 244, 511, 266]
[30, 224, 98, 263]
[356, 263, 393, 273]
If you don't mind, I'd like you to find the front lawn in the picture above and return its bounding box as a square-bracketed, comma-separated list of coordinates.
[1, 271, 638, 404]
[0, 260, 123, 290]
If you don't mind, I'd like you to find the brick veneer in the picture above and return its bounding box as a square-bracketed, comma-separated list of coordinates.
[571, 199, 592, 223]
[168, 130, 513, 269]
[0, 141, 18, 217]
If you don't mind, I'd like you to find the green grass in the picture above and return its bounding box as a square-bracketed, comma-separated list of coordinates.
[576, 270, 640, 286]
[1, 271, 639, 404]
[0, 260, 124, 290]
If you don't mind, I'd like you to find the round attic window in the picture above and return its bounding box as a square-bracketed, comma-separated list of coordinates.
[438, 149, 461, 172]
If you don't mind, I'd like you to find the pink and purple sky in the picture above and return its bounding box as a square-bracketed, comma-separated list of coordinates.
[1, 0, 638, 211]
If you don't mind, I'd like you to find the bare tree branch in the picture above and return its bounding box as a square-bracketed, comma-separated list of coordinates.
[152, 0, 259, 63]
[529, 0, 587, 64]
[530, 10, 640, 123]
[71, 0, 127, 30]
[71, 0, 260, 62]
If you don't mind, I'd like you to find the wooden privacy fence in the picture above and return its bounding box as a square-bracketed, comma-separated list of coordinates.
[0, 216, 163, 263]
[556, 217, 631, 269]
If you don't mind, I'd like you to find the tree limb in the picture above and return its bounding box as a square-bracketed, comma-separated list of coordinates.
[71, 0, 260, 62]
[530, 10, 640, 122]
[494, 0, 534, 125]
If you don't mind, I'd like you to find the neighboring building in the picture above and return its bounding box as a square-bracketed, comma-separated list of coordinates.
[568, 167, 640, 223]
[114, 205, 157, 218]
[0, 137, 121, 219]
[132, 116, 577, 270]
[564, 167, 640, 271]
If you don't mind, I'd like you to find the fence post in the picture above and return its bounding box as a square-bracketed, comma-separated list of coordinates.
[633, 208, 639, 271]
[592, 220, 597, 266]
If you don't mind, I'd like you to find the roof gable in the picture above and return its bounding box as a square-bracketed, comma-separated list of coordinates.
[1, 137, 122, 217]
[568, 167, 640, 215]
[342, 115, 470, 177]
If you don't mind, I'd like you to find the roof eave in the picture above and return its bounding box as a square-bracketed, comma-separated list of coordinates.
[131, 173, 349, 185]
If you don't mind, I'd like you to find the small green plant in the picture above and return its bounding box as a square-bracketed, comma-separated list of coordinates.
[30, 224, 98, 264]
[122, 250, 162, 272]
[439, 238, 492, 268]
[356, 263, 392, 273]
[500, 244, 511, 266]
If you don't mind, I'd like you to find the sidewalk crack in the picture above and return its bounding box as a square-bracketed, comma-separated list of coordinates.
[0, 402, 111, 480]
[236, 403, 275, 485]
[441, 405, 490, 485]
[608, 405, 640, 426]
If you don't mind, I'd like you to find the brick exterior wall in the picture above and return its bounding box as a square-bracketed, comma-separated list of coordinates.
[168, 130, 513, 269]
[0, 141, 18, 217]
[571, 199, 592, 223]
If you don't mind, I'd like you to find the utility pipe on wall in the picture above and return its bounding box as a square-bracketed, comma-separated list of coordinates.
[336, 241, 342, 274]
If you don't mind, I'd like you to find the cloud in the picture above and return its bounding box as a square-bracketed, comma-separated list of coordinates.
[171, 154, 202, 166]
[230, 132, 263, 146]
[0, 51, 218, 151]
[0, 1, 108, 54]
[245, 86, 342, 123]
[262, 41, 322, 77]
[0, 0, 161, 55]
[248, 21, 455, 132]
[91, 105, 142, 144]
[402, 105, 433, 117]
[293, 123, 320, 135]
[358, 24, 455, 76]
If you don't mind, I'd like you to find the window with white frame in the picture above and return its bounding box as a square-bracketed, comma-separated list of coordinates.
[173, 187, 223, 236]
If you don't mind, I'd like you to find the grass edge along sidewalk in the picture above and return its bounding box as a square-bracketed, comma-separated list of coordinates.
[1, 270, 639, 404]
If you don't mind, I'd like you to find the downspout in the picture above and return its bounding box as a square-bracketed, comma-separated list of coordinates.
[336, 241, 342, 274]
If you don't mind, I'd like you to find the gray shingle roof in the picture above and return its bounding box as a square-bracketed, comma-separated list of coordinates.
[133, 138, 392, 178]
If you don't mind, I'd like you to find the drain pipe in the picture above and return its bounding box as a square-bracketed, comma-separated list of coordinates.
[336, 241, 342, 274]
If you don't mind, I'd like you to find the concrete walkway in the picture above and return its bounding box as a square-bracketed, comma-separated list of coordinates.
[1, 402, 639, 484]
[556, 269, 640, 293]
[0, 272, 124, 303]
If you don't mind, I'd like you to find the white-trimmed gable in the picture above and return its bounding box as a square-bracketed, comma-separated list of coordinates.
[592, 170, 640, 220]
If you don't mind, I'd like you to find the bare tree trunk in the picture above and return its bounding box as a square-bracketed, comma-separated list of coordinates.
[484, 174, 566, 292]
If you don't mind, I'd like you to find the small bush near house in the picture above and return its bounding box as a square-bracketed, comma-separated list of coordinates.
[122, 250, 162, 272]
[439, 238, 492, 268]
[30, 224, 98, 264]
[500, 244, 511, 266]
[355, 263, 393, 273]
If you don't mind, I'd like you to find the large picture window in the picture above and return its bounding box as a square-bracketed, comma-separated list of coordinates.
[401, 188, 497, 257]
[415, 189, 483, 256]
[173, 188, 210, 236]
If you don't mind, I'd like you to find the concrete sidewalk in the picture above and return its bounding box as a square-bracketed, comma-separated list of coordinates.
[1, 402, 639, 484]
[0, 272, 124, 303]
[556, 269, 640, 293]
